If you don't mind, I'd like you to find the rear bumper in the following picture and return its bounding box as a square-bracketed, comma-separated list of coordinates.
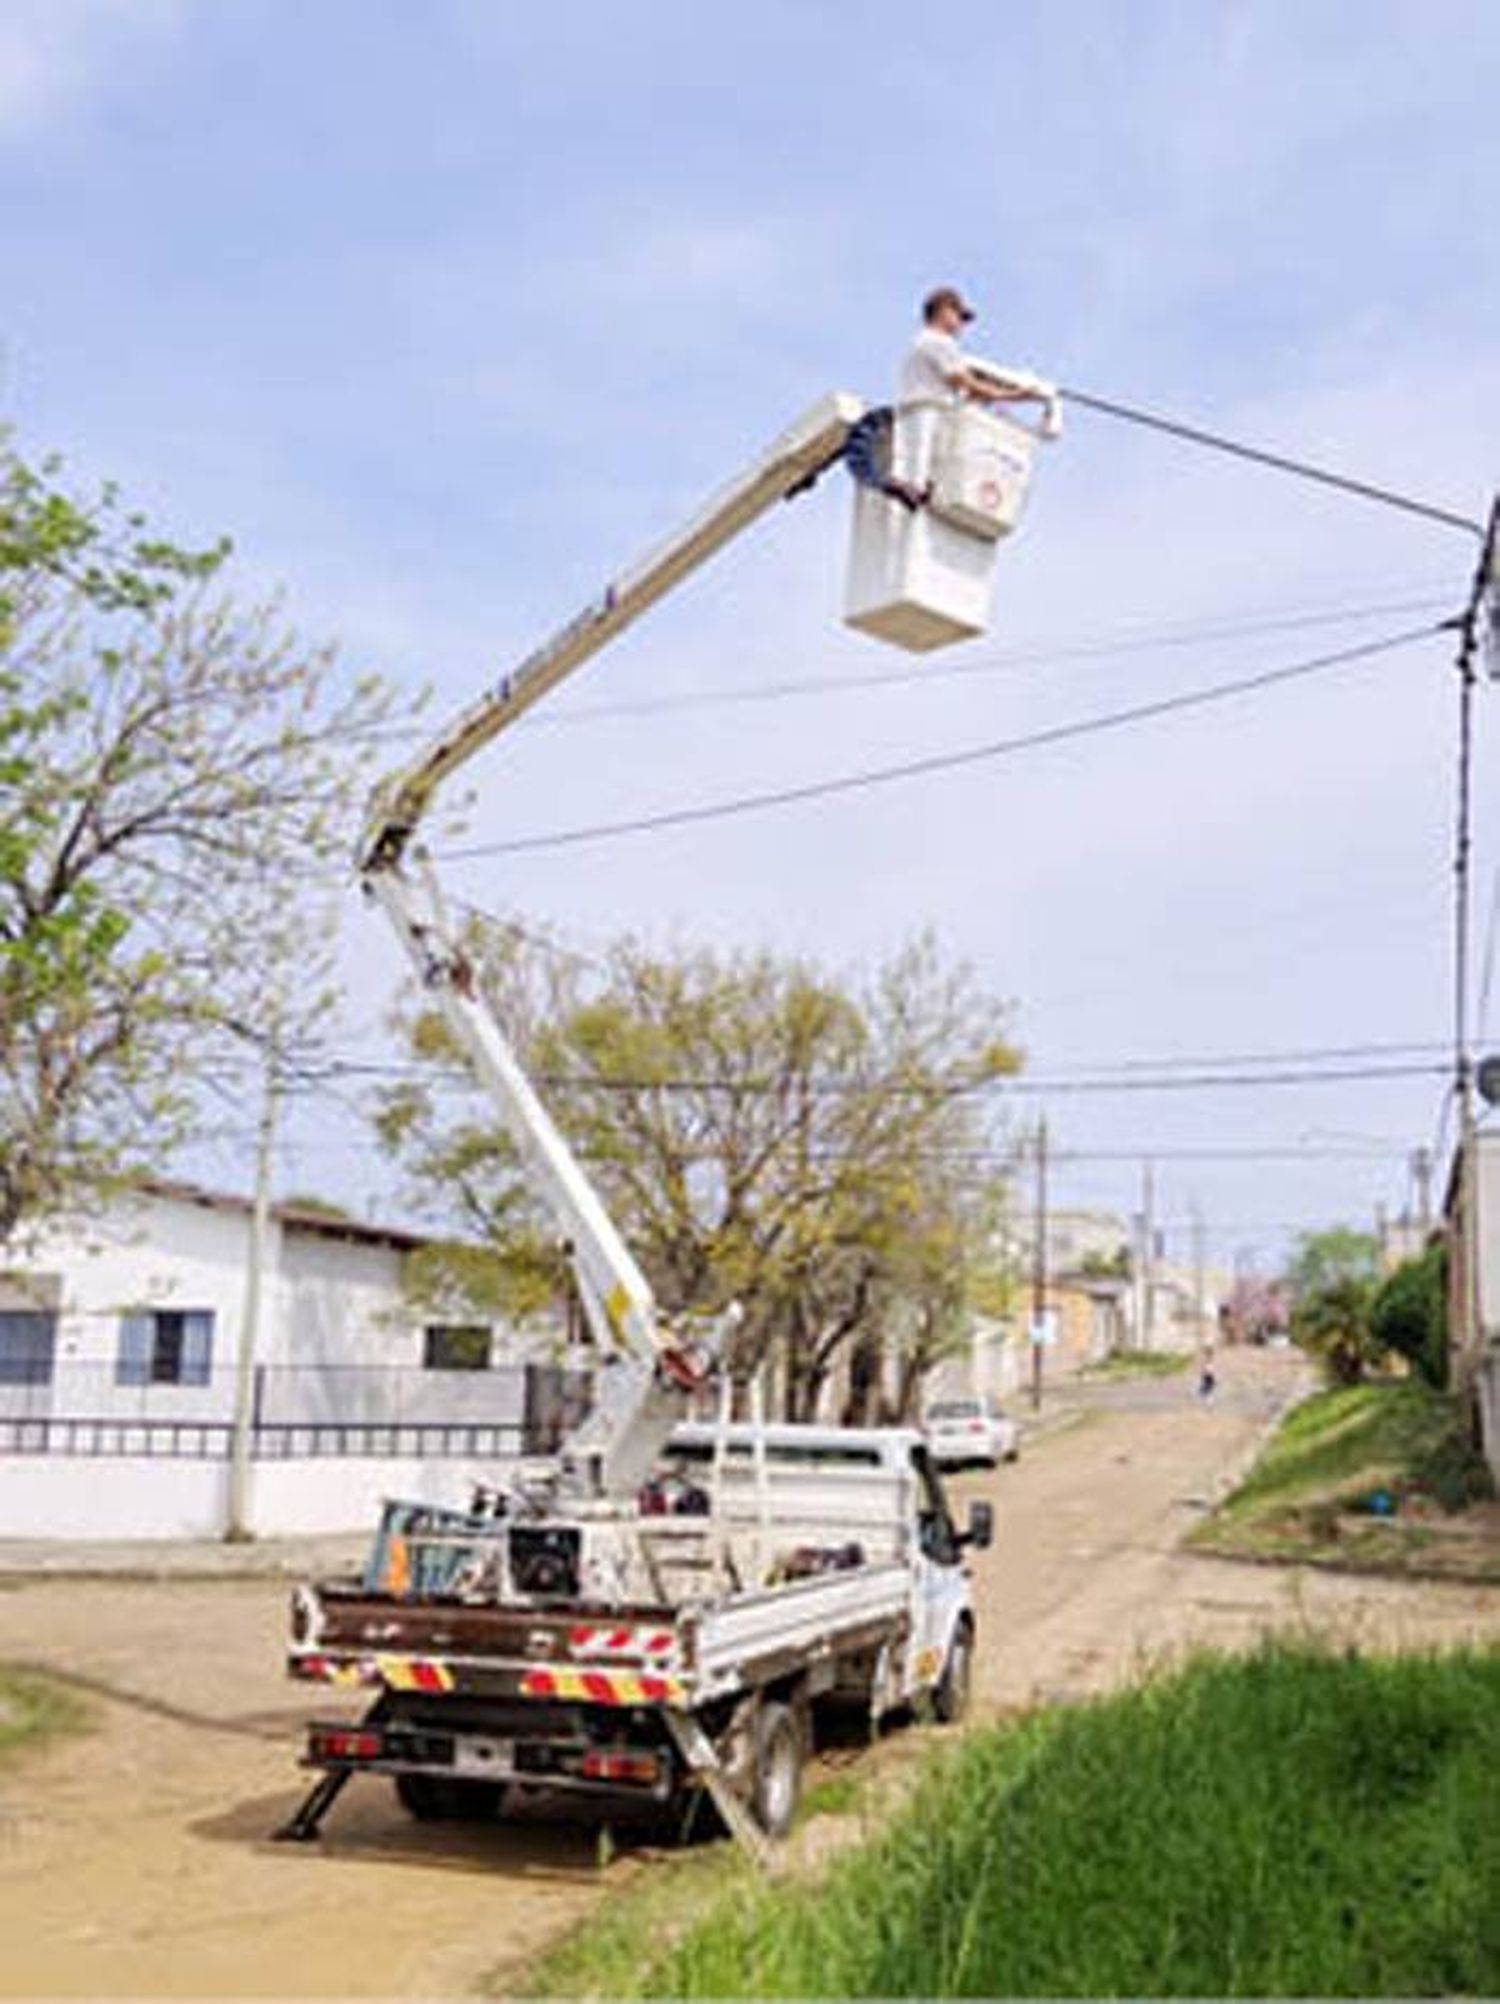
[928, 1443, 998, 1467]
[301, 1715, 676, 1801]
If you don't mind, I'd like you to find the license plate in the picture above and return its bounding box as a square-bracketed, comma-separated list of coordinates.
[452, 1736, 513, 1777]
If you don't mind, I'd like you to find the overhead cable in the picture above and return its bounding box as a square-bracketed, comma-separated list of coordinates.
[439, 622, 1440, 861]
[524, 590, 1451, 728]
[1060, 387, 1485, 539]
[301, 1056, 1446, 1099]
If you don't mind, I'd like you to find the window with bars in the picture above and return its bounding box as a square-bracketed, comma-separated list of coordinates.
[116, 1309, 215, 1387]
[0, 1311, 57, 1385]
[422, 1324, 491, 1371]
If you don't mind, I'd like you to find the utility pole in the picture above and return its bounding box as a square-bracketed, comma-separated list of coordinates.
[1139, 1158, 1155, 1352]
[227, 1038, 282, 1542]
[1191, 1199, 1207, 1360]
[1412, 1146, 1433, 1234]
[1450, 495, 1500, 1388]
[1030, 1115, 1049, 1412]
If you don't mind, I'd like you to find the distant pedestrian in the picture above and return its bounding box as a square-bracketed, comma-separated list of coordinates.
[1198, 1359, 1217, 1403]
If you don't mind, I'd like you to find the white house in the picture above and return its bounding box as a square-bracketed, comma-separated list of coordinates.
[1444, 1130, 1500, 1485]
[0, 1180, 585, 1542]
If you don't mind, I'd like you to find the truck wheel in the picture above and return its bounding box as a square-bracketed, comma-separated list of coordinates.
[394, 1773, 504, 1822]
[750, 1701, 804, 1840]
[932, 1621, 973, 1725]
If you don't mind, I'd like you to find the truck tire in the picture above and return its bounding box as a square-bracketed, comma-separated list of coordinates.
[750, 1700, 804, 1839]
[394, 1772, 504, 1822]
[932, 1620, 973, 1725]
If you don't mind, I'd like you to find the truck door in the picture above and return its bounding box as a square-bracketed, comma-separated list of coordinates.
[906, 1443, 967, 1693]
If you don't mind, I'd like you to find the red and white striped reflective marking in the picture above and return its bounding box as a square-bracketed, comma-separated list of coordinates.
[291, 1652, 373, 1687]
[567, 1623, 676, 1660]
[291, 1652, 454, 1693]
[520, 1666, 685, 1707]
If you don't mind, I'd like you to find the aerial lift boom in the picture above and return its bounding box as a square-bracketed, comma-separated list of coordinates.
[359, 393, 865, 1496]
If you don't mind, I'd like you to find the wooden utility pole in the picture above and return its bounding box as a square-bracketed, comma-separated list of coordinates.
[1030, 1115, 1049, 1412]
[1451, 496, 1499, 1386]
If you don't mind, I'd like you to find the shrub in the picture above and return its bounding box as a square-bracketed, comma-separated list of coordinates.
[1370, 1242, 1448, 1388]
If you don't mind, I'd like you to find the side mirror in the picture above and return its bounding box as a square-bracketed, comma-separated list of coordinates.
[965, 1500, 994, 1550]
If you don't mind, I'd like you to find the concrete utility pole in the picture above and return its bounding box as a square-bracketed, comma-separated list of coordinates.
[227, 1042, 282, 1542]
[1138, 1158, 1155, 1352]
[1412, 1146, 1434, 1234]
[1191, 1200, 1208, 1358]
[1030, 1116, 1049, 1412]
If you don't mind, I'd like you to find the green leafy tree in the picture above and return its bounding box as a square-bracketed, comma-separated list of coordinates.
[0, 433, 405, 1242]
[1369, 1242, 1448, 1389]
[1286, 1226, 1384, 1385]
[874, 1169, 1012, 1422]
[377, 923, 1020, 1418]
[1292, 1275, 1378, 1386]
[1287, 1225, 1381, 1298]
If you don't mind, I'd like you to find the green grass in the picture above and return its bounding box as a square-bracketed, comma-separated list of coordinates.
[1080, 1348, 1192, 1380]
[799, 1768, 865, 1819]
[513, 1845, 748, 2000]
[513, 1767, 874, 1998]
[1191, 1381, 1496, 1577]
[606, 1646, 1500, 1998]
[0, 1666, 87, 1767]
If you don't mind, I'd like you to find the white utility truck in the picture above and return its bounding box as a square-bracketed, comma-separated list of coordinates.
[278, 376, 1056, 1855]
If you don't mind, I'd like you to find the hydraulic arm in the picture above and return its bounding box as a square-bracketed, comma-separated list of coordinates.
[360, 393, 863, 1495]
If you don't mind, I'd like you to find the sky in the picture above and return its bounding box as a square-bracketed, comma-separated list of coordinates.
[3, 0, 1498, 1276]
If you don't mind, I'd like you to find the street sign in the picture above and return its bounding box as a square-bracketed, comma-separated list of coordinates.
[1029, 1310, 1058, 1348]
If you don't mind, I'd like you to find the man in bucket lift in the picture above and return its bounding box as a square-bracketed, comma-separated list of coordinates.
[848, 286, 1051, 511]
[901, 286, 1050, 413]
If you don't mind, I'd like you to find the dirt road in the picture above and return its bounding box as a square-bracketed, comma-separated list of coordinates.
[1, 1345, 1496, 1996]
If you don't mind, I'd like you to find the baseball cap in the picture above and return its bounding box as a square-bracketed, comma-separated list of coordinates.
[923, 285, 976, 323]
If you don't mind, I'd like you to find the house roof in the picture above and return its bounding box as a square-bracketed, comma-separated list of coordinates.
[137, 1177, 433, 1254]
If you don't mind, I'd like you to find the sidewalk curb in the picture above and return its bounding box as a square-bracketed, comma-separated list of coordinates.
[1205, 1363, 1320, 1507]
[0, 1534, 367, 1586]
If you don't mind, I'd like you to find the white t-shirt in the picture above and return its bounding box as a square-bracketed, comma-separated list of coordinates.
[898, 326, 966, 405]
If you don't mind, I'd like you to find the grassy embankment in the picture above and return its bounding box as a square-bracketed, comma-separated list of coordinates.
[1190, 1379, 1497, 1580]
[524, 1644, 1500, 1999]
[0, 1667, 86, 1767]
[1079, 1348, 1191, 1380]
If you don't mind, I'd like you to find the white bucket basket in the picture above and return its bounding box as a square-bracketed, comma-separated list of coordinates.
[928, 404, 1037, 541]
[843, 395, 1055, 653]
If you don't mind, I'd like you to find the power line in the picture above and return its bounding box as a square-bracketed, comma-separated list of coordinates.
[1052, 1144, 1404, 1164]
[1060, 386, 1485, 540]
[439, 622, 1440, 862]
[311, 1035, 1449, 1086]
[522, 590, 1451, 728]
[305, 1056, 1446, 1099]
[945, 1062, 1446, 1097]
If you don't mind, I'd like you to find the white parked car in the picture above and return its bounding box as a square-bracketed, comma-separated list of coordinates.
[924, 1396, 1020, 1470]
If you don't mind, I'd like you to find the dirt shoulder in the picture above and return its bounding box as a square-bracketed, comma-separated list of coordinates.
[1, 1346, 1496, 1999]
[963, 1348, 1500, 1715]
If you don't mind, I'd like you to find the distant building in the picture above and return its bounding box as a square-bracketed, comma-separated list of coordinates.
[1000, 1206, 1132, 1277]
[0, 1180, 583, 1541]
